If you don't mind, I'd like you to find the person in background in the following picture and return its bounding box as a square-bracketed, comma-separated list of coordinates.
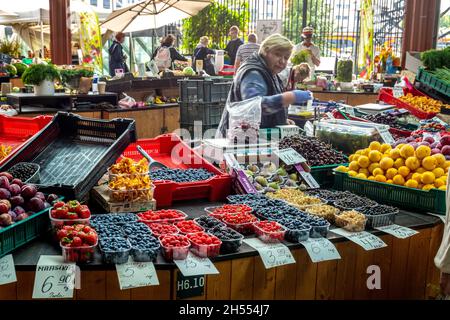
[193, 36, 216, 76]
[151, 34, 187, 71]
[234, 33, 260, 71]
[224, 26, 244, 66]
[293, 26, 321, 75]
[217, 33, 312, 137]
[108, 32, 129, 76]
[435, 174, 450, 297]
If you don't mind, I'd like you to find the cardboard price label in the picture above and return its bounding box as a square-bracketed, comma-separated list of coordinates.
[274, 148, 306, 165]
[116, 258, 159, 290]
[174, 252, 219, 277]
[0, 254, 17, 285]
[32, 256, 76, 299]
[277, 125, 300, 138]
[244, 238, 296, 269]
[377, 128, 395, 144]
[375, 224, 419, 239]
[299, 171, 320, 189]
[332, 228, 387, 251]
[300, 238, 341, 263]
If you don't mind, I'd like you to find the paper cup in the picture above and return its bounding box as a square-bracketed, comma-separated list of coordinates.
[98, 82, 106, 94]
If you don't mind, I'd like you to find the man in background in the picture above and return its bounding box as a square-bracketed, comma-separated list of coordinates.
[224, 26, 244, 66]
[234, 33, 260, 70]
[293, 27, 321, 75]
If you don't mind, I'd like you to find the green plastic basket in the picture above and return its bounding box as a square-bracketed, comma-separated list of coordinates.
[311, 163, 348, 188]
[416, 67, 450, 97]
[333, 170, 445, 215]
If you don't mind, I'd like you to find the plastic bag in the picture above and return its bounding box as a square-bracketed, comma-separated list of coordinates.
[118, 93, 136, 109]
[216, 96, 262, 144]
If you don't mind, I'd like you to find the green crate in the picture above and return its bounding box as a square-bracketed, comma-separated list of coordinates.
[311, 163, 347, 188]
[333, 170, 446, 215]
[416, 67, 450, 97]
[0, 197, 63, 258]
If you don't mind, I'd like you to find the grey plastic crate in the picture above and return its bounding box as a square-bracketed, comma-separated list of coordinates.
[179, 78, 232, 103]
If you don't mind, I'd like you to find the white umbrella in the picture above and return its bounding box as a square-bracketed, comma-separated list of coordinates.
[0, 10, 18, 17]
[101, 0, 212, 33]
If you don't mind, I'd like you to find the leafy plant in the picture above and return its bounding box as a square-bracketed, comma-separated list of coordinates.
[421, 47, 450, 70]
[181, 1, 250, 53]
[59, 68, 94, 85]
[291, 50, 311, 66]
[0, 39, 22, 58]
[4, 64, 17, 77]
[12, 62, 28, 77]
[336, 58, 353, 82]
[22, 64, 61, 85]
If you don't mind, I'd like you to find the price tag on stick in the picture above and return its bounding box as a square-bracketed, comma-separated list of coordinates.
[274, 148, 306, 165]
[0, 254, 17, 285]
[375, 224, 418, 239]
[116, 257, 159, 290]
[244, 238, 296, 269]
[300, 238, 341, 263]
[376, 128, 395, 144]
[174, 252, 219, 277]
[32, 255, 76, 299]
[331, 228, 387, 251]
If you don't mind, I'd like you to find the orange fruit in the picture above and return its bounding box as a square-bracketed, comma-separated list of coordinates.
[368, 176, 375, 181]
[434, 179, 445, 188]
[368, 151, 382, 163]
[368, 163, 380, 174]
[348, 170, 358, 177]
[432, 167, 445, 178]
[422, 156, 437, 171]
[336, 166, 349, 173]
[394, 158, 405, 169]
[369, 141, 382, 151]
[444, 161, 450, 170]
[415, 145, 431, 159]
[432, 154, 446, 167]
[405, 179, 419, 188]
[398, 166, 410, 178]
[349, 161, 360, 172]
[386, 179, 393, 184]
[375, 175, 387, 182]
[416, 167, 426, 174]
[439, 185, 447, 191]
[412, 173, 422, 182]
[356, 173, 367, 179]
[422, 184, 435, 191]
[380, 157, 394, 170]
[358, 156, 370, 168]
[405, 157, 420, 171]
[372, 168, 384, 177]
[386, 168, 398, 179]
[381, 143, 392, 154]
[421, 172, 435, 184]
[389, 148, 401, 159]
[396, 143, 405, 150]
[359, 168, 370, 176]
[393, 174, 405, 185]
[400, 144, 415, 159]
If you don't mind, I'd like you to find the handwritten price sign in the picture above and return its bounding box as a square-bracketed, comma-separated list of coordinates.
[0, 254, 17, 285]
[376, 224, 418, 239]
[32, 256, 76, 299]
[244, 238, 296, 269]
[174, 252, 219, 277]
[274, 148, 306, 165]
[116, 257, 159, 290]
[332, 228, 387, 251]
[300, 238, 341, 263]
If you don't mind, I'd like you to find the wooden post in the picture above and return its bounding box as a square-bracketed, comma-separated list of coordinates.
[49, 0, 72, 64]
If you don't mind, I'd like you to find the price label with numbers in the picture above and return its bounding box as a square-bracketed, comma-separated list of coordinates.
[377, 128, 395, 144]
[331, 228, 387, 251]
[116, 257, 159, 290]
[174, 252, 219, 277]
[300, 238, 341, 263]
[299, 171, 320, 189]
[244, 238, 296, 269]
[375, 224, 419, 239]
[274, 148, 306, 165]
[176, 272, 205, 299]
[32, 256, 76, 299]
[393, 86, 404, 98]
[0, 254, 17, 285]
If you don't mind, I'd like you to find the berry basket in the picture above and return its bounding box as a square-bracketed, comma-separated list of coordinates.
[187, 232, 222, 258]
[61, 239, 97, 263]
[0, 115, 53, 167]
[361, 205, 399, 228]
[208, 227, 244, 254]
[253, 221, 286, 243]
[159, 234, 191, 261]
[99, 237, 132, 265]
[310, 222, 331, 238]
[0, 112, 137, 201]
[120, 134, 231, 207]
[283, 224, 311, 243]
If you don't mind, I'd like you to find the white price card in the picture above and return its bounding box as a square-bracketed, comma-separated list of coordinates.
[393, 86, 404, 98]
[377, 128, 395, 144]
[331, 228, 387, 251]
[0, 254, 17, 285]
[300, 238, 341, 263]
[244, 238, 296, 269]
[274, 148, 306, 165]
[32, 255, 76, 299]
[375, 224, 419, 239]
[116, 257, 159, 290]
[174, 252, 219, 277]
[299, 171, 320, 189]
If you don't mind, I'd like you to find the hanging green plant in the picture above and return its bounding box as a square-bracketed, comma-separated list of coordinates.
[291, 50, 311, 66]
[22, 63, 61, 85]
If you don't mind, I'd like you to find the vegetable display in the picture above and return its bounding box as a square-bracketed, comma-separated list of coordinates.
[0, 145, 12, 162]
[336, 58, 353, 82]
[291, 49, 311, 66]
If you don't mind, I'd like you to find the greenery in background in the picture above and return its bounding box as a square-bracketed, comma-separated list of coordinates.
[181, 1, 250, 53]
[336, 58, 353, 82]
[421, 47, 450, 70]
[59, 68, 94, 85]
[430, 67, 450, 85]
[22, 64, 61, 85]
[0, 38, 22, 58]
[291, 49, 311, 65]
[12, 62, 28, 77]
[283, 0, 332, 49]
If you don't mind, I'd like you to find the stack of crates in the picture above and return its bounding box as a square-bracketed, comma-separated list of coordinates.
[178, 78, 232, 138]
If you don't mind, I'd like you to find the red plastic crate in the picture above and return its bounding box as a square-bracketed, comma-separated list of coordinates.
[378, 86, 436, 119]
[0, 115, 53, 166]
[331, 109, 412, 138]
[121, 134, 232, 207]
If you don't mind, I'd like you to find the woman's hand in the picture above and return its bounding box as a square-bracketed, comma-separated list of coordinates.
[293, 90, 312, 104]
[287, 119, 296, 125]
[440, 273, 450, 295]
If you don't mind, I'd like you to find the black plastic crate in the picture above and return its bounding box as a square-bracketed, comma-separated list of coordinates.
[179, 123, 219, 139]
[179, 78, 232, 103]
[0, 112, 136, 201]
[180, 101, 225, 127]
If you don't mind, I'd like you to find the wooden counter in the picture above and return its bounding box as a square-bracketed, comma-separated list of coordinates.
[311, 90, 379, 106]
[1, 200, 444, 301]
